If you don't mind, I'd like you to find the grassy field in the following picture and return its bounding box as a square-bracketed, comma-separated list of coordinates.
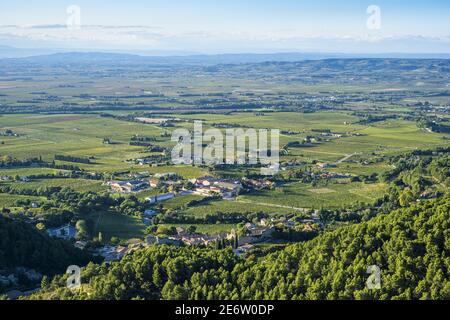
[173, 112, 449, 163]
[0, 113, 163, 172]
[87, 210, 145, 241]
[0, 178, 106, 193]
[183, 198, 296, 217]
[0, 193, 46, 207]
[239, 181, 388, 209]
[1, 111, 448, 237]
[328, 162, 392, 176]
[0, 167, 66, 176]
[161, 194, 205, 210]
[1, 112, 448, 171]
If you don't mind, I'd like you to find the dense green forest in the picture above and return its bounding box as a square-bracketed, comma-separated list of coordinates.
[31, 194, 450, 300]
[0, 216, 93, 274]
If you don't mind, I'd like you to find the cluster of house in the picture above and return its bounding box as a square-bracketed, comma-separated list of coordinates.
[94, 244, 129, 262]
[242, 178, 274, 191]
[317, 172, 351, 179]
[105, 180, 150, 193]
[192, 176, 242, 199]
[144, 222, 276, 252]
[145, 232, 220, 247]
[134, 155, 168, 166]
[65, 221, 277, 262]
[319, 132, 343, 138]
[149, 172, 180, 188]
[91, 230, 228, 262]
[236, 223, 276, 246]
[54, 215, 320, 264]
[106, 172, 179, 194]
[92, 239, 148, 262]
[106, 173, 270, 202]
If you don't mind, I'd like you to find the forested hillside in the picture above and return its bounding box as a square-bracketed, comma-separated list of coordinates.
[0, 216, 92, 274]
[32, 194, 450, 300]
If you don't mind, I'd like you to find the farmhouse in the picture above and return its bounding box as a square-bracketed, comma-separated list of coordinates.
[95, 245, 129, 262]
[244, 178, 274, 190]
[174, 228, 225, 246]
[107, 180, 149, 193]
[149, 178, 161, 188]
[194, 176, 242, 198]
[196, 176, 217, 186]
[146, 192, 175, 204]
[248, 226, 275, 238]
[47, 224, 76, 240]
[319, 172, 350, 179]
[193, 186, 214, 196]
[233, 244, 254, 257]
[180, 234, 218, 246]
[145, 235, 183, 246]
[317, 163, 336, 169]
[74, 240, 87, 250]
[237, 225, 276, 246]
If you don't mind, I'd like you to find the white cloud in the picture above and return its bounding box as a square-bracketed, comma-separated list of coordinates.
[0, 24, 449, 53]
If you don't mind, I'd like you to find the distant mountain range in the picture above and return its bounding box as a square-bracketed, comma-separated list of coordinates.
[0, 45, 63, 59]
[1, 47, 450, 65]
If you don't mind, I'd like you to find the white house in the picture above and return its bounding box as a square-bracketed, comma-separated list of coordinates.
[47, 224, 76, 240]
[95, 245, 128, 262]
[233, 244, 254, 257]
[146, 192, 175, 204]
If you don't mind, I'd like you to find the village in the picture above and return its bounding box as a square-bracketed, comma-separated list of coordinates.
[37, 164, 354, 263]
[43, 174, 281, 259]
[45, 202, 321, 264]
[48, 215, 317, 263]
[105, 174, 248, 200]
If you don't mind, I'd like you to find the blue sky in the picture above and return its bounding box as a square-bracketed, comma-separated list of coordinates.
[0, 0, 449, 53]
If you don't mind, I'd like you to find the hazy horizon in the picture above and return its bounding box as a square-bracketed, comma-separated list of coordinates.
[0, 0, 449, 54]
